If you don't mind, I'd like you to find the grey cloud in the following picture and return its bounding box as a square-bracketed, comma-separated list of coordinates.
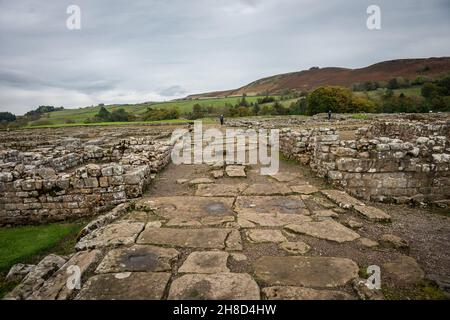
[159, 85, 187, 97]
[0, 0, 449, 114]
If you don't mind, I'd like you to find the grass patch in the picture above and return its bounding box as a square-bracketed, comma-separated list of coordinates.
[0, 222, 84, 297]
[0, 222, 83, 271]
[351, 113, 370, 120]
[24, 117, 218, 129]
[24, 95, 278, 126]
[382, 280, 449, 300]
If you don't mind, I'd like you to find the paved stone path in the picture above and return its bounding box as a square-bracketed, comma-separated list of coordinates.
[69, 135, 431, 300]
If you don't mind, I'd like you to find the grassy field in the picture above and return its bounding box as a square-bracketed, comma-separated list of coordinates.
[0, 222, 83, 271]
[30, 95, 276, 126]
[0, 222, 84, 297]
[26, 118, 194, 129]
[354, 86, 422, 101]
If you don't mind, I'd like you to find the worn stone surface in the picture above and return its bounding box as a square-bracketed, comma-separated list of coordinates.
[211, 170, 224, 179]
[225, 229, 243, 251]
[137, 196, 235, 220]
[312, 209, 338, 218]
[75, 221, 145, 250]
[243, 183, 292, 196]
[358, 237, 379, 248]
[230, 253, 248, 262]
[237, 212, 311, 228]
[77, 272, 171, 300]
[31, 250, 102, 300]
[225, 165, 246, 177]
[168, 273, 260, 300]
[195, 183, 247, 197]
[354, 205, 391, 222]
[96, 245, 179, 273]
[6, 254, 67, 300]
[5, 264, 36, 283]
[254, 256, 359, 287]
[352, 278, 385, 300]
[263, 286, 354, 300]
[345, 219, 363, 229]
[269, 172, 300, 182]
[285, 220, 360, 243]
[321, 190, 363, 209]
[247, 229, 287, 243]
[279, 241, 311, 254]
[379, 234, 409, 250]
[383, 255, 425, 285]
[137, 227, 230, 249]
[189, 177, 214, 185]
[290, 185, 319, 195]
[178, 251, 230, 273]
[235, 196, 308, 215]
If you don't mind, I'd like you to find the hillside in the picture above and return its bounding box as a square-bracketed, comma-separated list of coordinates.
[187, 57, 450, 98]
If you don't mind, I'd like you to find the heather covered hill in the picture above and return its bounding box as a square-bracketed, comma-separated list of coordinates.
[187, 57, 450, 98]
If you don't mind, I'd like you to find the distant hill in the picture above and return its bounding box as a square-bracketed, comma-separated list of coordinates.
[186, 57, 450, 99]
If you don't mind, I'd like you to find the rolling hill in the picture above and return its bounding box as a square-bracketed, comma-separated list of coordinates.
[186, 57, 450, 98]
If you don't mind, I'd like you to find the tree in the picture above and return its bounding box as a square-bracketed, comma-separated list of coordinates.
[191, 104, 207, 119]
[273, 102, 287, 115]
[421, 82, 440, 98]
[109, 108, 130, 122]
[306, 86, 353, 115]
[437, 76, 450, 95]
[237, 94, 249, 107]
[97, 106, 111, 120]
[252, 103, 260, 115]
[0, 112, 16, 122]
[306, 86, 376, 115]
[387, 78, 399, 89]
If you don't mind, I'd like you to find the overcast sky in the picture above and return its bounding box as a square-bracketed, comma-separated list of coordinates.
[0, 0, 449, 114]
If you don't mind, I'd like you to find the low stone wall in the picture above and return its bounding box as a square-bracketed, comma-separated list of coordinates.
[0, 138, 174, 226]
[280, 122, 450, 205]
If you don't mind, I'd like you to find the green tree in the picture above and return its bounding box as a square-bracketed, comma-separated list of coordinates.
[421, 82, 440, 98]
[306, 86, 353, 115]
[0, 112, 16, 122]
[109, 108, 130, 122]
[273, 102, 287, 115]
[252, 103, 260, 115]
[97, 106, 111, 120]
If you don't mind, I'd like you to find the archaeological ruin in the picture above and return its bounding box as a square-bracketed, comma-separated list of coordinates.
[1, 114, 449, 300]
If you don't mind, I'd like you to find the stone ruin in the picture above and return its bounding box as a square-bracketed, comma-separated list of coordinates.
[280, 119, 450, 205]
[0, 127, 175, 226]
[1, 116, 449, 227]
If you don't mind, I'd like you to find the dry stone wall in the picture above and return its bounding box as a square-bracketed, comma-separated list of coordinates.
[280, 120, 450, 205]
[0, 128, 175, 226]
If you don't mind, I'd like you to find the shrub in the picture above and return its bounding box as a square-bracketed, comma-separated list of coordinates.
[421, 82, 441, 98]
[144, 108, 179, 121]
[306, 86, 376, 115]
[0, 112, 16, 123]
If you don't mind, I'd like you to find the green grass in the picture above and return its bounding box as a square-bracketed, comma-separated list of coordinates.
[29, 95, 277, 126]
[351, 113, 370, 120]
[0, 222, 84, 272]
[24, 117, 218, 129]
[382, 281, 448, 300]
[0, 222, 84, 297]
[354, 86, 423, 102]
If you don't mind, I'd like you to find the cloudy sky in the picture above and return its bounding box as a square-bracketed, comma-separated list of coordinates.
[0, 0, 449, 114]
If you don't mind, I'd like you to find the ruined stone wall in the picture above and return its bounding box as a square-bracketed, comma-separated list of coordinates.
[280, 121, 450, 205]
[0, 137, 174, 226]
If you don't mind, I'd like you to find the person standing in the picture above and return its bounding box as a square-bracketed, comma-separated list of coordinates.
[328, 110, 332, 121]
[219, 114, 224, 126]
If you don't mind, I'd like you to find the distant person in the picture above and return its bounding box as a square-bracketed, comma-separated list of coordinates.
[219, 114, 224, 126]
[328, 110, 332, 121]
